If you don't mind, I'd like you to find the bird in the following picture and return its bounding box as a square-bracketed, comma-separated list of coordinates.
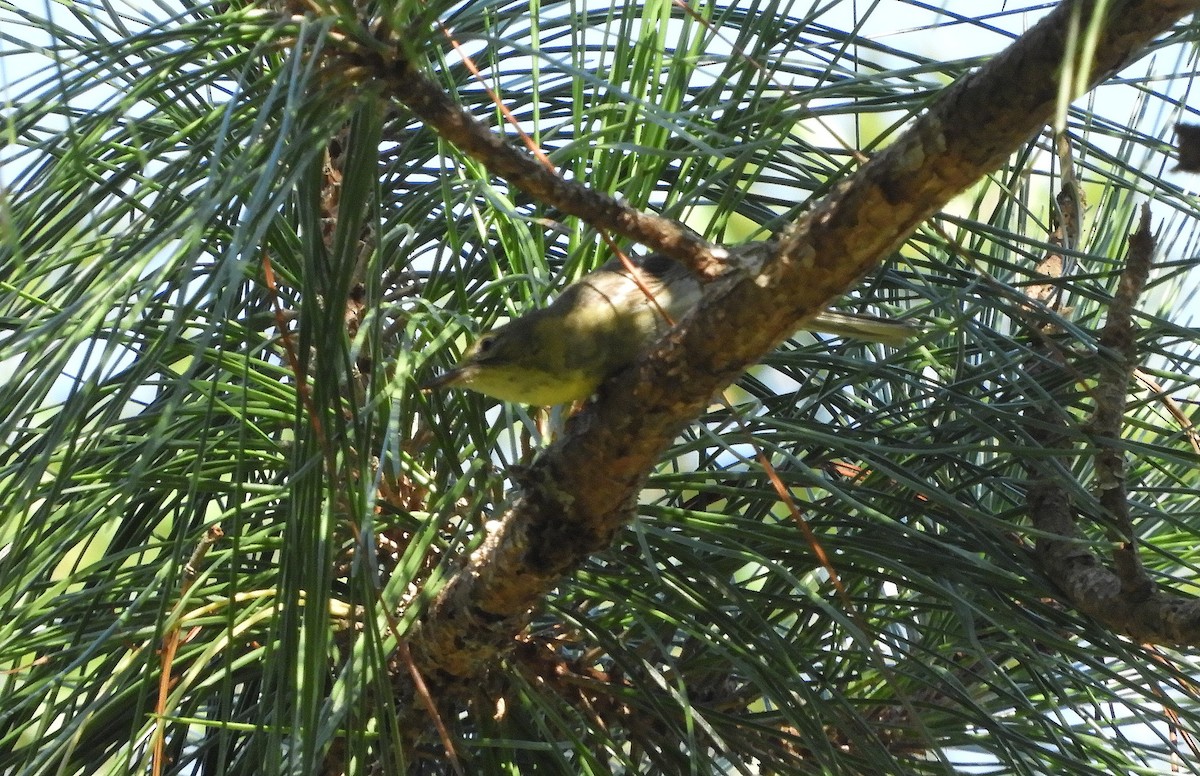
[422, 253, 914, 405]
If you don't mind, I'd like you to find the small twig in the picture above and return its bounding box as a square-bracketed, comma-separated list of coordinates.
[182, 524, 225, 589]
[153, 525, 225, 776]
[1144, 646, 1200, 762]
[1132, 369, 1200, 455]
[394, 640, 464, 775]
[1089, 203, 1154, 595]
[1027, 131, 1083, 311]
[1173, 122, 1200, 172]
[1022, 204, 1200, 644]
[366, 52, 725, 277]
[263, 252, 328, 449]
[436, 23, 555, 174]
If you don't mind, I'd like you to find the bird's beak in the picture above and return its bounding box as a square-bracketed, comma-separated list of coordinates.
[419, 366, 467, 392]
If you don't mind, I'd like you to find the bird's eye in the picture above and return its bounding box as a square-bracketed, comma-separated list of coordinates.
[476, 335, 496, 354]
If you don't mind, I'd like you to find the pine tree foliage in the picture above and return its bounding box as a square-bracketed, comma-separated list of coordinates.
[3, 0, 1200, 773]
